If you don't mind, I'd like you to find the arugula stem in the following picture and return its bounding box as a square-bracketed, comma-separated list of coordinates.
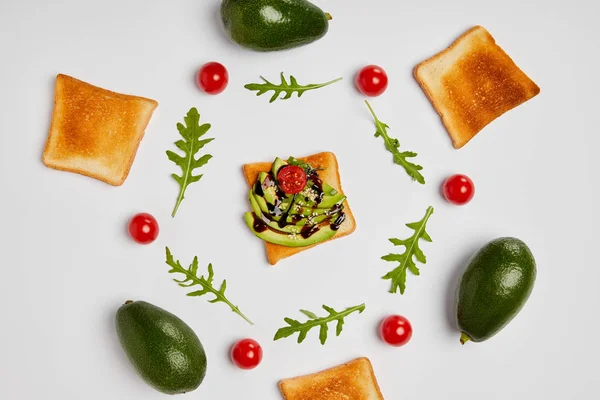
[295, 303, 364, 331]
[365, 100, 398, 148]
[173, 262, 254, 325]
[171, 139, 196, 218]
[310, 77, 343, 89]
[171, 196, 183, 218]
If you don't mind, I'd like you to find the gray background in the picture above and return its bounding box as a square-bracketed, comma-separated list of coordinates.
[0, 0, 598, 398]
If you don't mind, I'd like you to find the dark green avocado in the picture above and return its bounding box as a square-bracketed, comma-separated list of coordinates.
[221, 0, 331, 51]
[456, 237, 537, 344]
[116, 301, 207, 394]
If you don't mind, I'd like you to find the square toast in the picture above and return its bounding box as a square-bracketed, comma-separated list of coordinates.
[414, 26, 540, 149]
[280, 357, 384, 400]
[43, 74, 158, 186]
[243, 152, 356, 265]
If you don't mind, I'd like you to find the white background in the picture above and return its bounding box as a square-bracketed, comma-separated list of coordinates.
[0, 0, 598, 399]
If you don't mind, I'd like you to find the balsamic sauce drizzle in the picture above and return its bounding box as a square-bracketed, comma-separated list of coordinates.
[253, 169, 345, 238]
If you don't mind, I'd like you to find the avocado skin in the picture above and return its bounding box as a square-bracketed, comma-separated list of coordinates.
[116, 301, 207, 394]
[457, 238, 536, 343]
[221, 0, 329, 51]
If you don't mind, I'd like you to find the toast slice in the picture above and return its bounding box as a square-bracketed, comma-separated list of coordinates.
[280, 357, 384, 400]
[243, 152, 356, 265]
[43, 74, 158, 185]
[414, 26, 540, 149]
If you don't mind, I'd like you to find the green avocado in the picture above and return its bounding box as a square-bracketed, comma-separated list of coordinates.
[456, 238, 537, 344]
[221, 0, 331, 52]
[272, 157, 287, 178]
[116, 301, 207, 394]
[249, 189, 333, 233]
[298, 184, 345, 209]
[245, 212, 337, 246]
[252, 173, 343, 218]
[258, 172, 279, 205]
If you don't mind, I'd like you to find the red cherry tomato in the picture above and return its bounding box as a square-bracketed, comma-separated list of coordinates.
[231, 339, 263, 370]
[356, 65, 388, 97]
[128, 213, 159, 245]
[443, 174, 475, 206]
[380, 315, 413, 347]
[197, 62, 229, 95]
[277, 166, 307, 195]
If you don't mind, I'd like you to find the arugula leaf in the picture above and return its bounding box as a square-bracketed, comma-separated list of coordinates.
[382, 206, 434, 294]
[365, 101, 425, 184]
[245, 73, 342, 103]
[274, 303, 365, 345]
[287, 156, 323, 175]
[167, 107, 214, 217]
[165, 247, 253, 325]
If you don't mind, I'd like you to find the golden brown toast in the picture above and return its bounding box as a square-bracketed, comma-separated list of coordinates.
[414, 26, 540, 149]
[43, 74, 158, 186]
[243, 152, 356, 265]
[279, 357, 384, 400]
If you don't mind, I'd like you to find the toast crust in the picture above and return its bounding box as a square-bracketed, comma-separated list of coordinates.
[414, 26, 540, 148]
[43, 74, 158, 185]
[279, 357, 384, 400]
[243, 152, 356, 265]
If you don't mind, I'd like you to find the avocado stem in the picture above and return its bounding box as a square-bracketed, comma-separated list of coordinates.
[460, 333, 471, 345]
[325, 12, 332, 21]
[124, 300, 134, 305]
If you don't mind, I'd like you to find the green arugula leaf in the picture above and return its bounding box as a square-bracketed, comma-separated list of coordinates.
[287, 156, 323, 175]
[274, 303, 365, 345]
[165, 247, 253, 325]
[167, 107, 214, 217]
[365, 101, 425, 184]
[245, 73, 342, 103]
[382, 206, 434, 294]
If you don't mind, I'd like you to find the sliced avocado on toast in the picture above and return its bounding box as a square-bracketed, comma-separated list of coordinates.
[245, 212, 338, 247]
[245, 157, 347, 247]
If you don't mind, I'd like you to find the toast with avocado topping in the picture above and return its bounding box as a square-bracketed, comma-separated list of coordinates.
[43, 74, 158, 185]
[279, 357, 384, 400]
[414, 26, 540, 149]
[243, 152, 355, 265]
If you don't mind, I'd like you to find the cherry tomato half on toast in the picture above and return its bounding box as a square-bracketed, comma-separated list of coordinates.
[356, 65, 388, 97]
[128, 213, 159, 245]
[380, 315, 413, 347]
[277, 166, 307, 195]
[197, 62, 229, 95]
[231, 338, 263, 370]
[442, 174, 475, 206]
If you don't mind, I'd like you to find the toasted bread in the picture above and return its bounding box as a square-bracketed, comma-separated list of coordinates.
[43, 74, 158, 186]
[280, 357, 384, 400]
[243, 152, 356, 265]
[414, 26, 540, 149]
